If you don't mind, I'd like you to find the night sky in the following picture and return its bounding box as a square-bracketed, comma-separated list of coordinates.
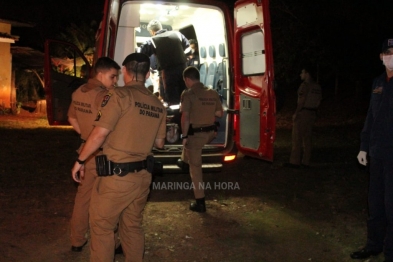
[0, 0, 105, 49]
[2, 0, 393, 94]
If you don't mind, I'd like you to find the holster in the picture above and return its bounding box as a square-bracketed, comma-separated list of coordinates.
[146, 155, 154, 173]
[187, 124, 194, 135]
[147, 155, 164, 176]
[95, 155, 113, 176]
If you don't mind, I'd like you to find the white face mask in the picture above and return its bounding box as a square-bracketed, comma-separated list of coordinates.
[383, 54, 393, 70]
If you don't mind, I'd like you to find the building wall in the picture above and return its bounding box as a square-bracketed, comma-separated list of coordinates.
[0, 22, 12, 109]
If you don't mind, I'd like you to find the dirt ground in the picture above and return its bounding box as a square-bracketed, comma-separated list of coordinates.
[0, 96, 384, 262]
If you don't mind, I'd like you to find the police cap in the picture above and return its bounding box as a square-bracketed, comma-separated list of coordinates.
[382, 38, 393, 53]
[122, 53, 150, 67]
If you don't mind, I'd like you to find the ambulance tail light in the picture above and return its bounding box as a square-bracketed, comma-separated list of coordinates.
[224, 154, 236, 162]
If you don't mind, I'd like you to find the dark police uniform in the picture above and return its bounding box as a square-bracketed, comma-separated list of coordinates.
[140, 29, 189, 105]
[359, 72, 393, 260]
[89, 81, 166, 261]
[180, 82, 223, 200]
[289, 80, 322, 166]
[186, 50, 200, 68]
[67, 78, 107, 248]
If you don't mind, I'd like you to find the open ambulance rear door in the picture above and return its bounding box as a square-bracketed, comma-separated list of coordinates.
[44, 0, 119, 125]
[233, 0, 276, 161]
[44, 40, 92, 125]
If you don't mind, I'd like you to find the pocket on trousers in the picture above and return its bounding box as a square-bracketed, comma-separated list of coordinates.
[95, 177, 137, 219]
[97, 176, 137, 196]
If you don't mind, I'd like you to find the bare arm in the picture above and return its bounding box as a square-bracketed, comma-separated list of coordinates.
[154, 138, 165, 149]
[215, 109, 223, 118]
[71, 126, 110, 182]
[68, 117, 81, 134]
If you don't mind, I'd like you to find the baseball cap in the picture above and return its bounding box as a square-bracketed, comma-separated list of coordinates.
[382, 38, 393, 53]
[122, 53, 150, 66]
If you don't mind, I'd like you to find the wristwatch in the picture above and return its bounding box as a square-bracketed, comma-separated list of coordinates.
[181, 134, 188, 140]
[76, 158, 86, 164]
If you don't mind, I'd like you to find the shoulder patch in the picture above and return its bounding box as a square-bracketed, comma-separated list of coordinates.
[101, 92, 112, 107]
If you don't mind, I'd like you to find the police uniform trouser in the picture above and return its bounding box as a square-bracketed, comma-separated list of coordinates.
[89, 169, 152, 262]
[367, 157, 393, 260]
[70, 152, 98, 247]
[181, 131, 216, 199]
[289, 110, 317, 166]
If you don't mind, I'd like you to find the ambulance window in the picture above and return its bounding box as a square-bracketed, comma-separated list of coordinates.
[48, 42, 90, 79]
[241, 30, 265, 76]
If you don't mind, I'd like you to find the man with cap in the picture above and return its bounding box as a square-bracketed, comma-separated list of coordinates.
[67, 57, 120, 252]
[350, 38, 393, 262]
[71, 53, 166, 262]
[139, 19, 190, 105]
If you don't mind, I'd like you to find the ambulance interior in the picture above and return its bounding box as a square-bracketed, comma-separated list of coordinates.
[113, 2, 230, 147]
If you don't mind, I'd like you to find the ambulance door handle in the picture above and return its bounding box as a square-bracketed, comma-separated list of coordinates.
[227, 109, 239, 114]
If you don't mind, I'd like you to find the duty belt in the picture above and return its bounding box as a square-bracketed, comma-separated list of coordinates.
[111, 160, 147, 176]
[193, 125, 217, 133]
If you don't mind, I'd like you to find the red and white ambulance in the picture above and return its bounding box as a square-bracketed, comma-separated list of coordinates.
[44, 0, 276, 172]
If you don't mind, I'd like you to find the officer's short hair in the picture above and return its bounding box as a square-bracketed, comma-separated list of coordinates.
[147, 20, 162, 33]
[94, 57, 121, 75]
[183, 66, 200, 81]
[302, 64, 317, 80]
[189, 39, 198, 46]
[122, 53, 150, 79]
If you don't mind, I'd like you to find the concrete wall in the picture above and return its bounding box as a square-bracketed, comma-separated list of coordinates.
[0, 22, 12, 109]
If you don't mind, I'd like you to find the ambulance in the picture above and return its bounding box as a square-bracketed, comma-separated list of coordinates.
[44, 0, 276, 173]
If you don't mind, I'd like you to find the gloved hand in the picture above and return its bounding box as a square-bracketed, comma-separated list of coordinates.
[357, 151, 367, 166]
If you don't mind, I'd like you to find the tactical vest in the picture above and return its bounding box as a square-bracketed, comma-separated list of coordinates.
[152, 31, 186, 70]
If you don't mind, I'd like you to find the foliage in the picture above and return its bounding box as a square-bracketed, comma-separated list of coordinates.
[14, 20, 97, 103]
[16, 70, 44, 102]
[53, 20, 97, 58]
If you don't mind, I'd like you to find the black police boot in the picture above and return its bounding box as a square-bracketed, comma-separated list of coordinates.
[190, 198, 206, 213]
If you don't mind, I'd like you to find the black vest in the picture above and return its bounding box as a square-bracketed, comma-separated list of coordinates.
[152, 31, 186, 70]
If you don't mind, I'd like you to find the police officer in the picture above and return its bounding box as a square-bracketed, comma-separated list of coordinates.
[139, 19, 190, 105]
[178, 66, 223, 213]
[67, 57, 120, 252]
[350, 38, 393, 262]
[71, 53, 166, 261]
[284, 66, 322, 168]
